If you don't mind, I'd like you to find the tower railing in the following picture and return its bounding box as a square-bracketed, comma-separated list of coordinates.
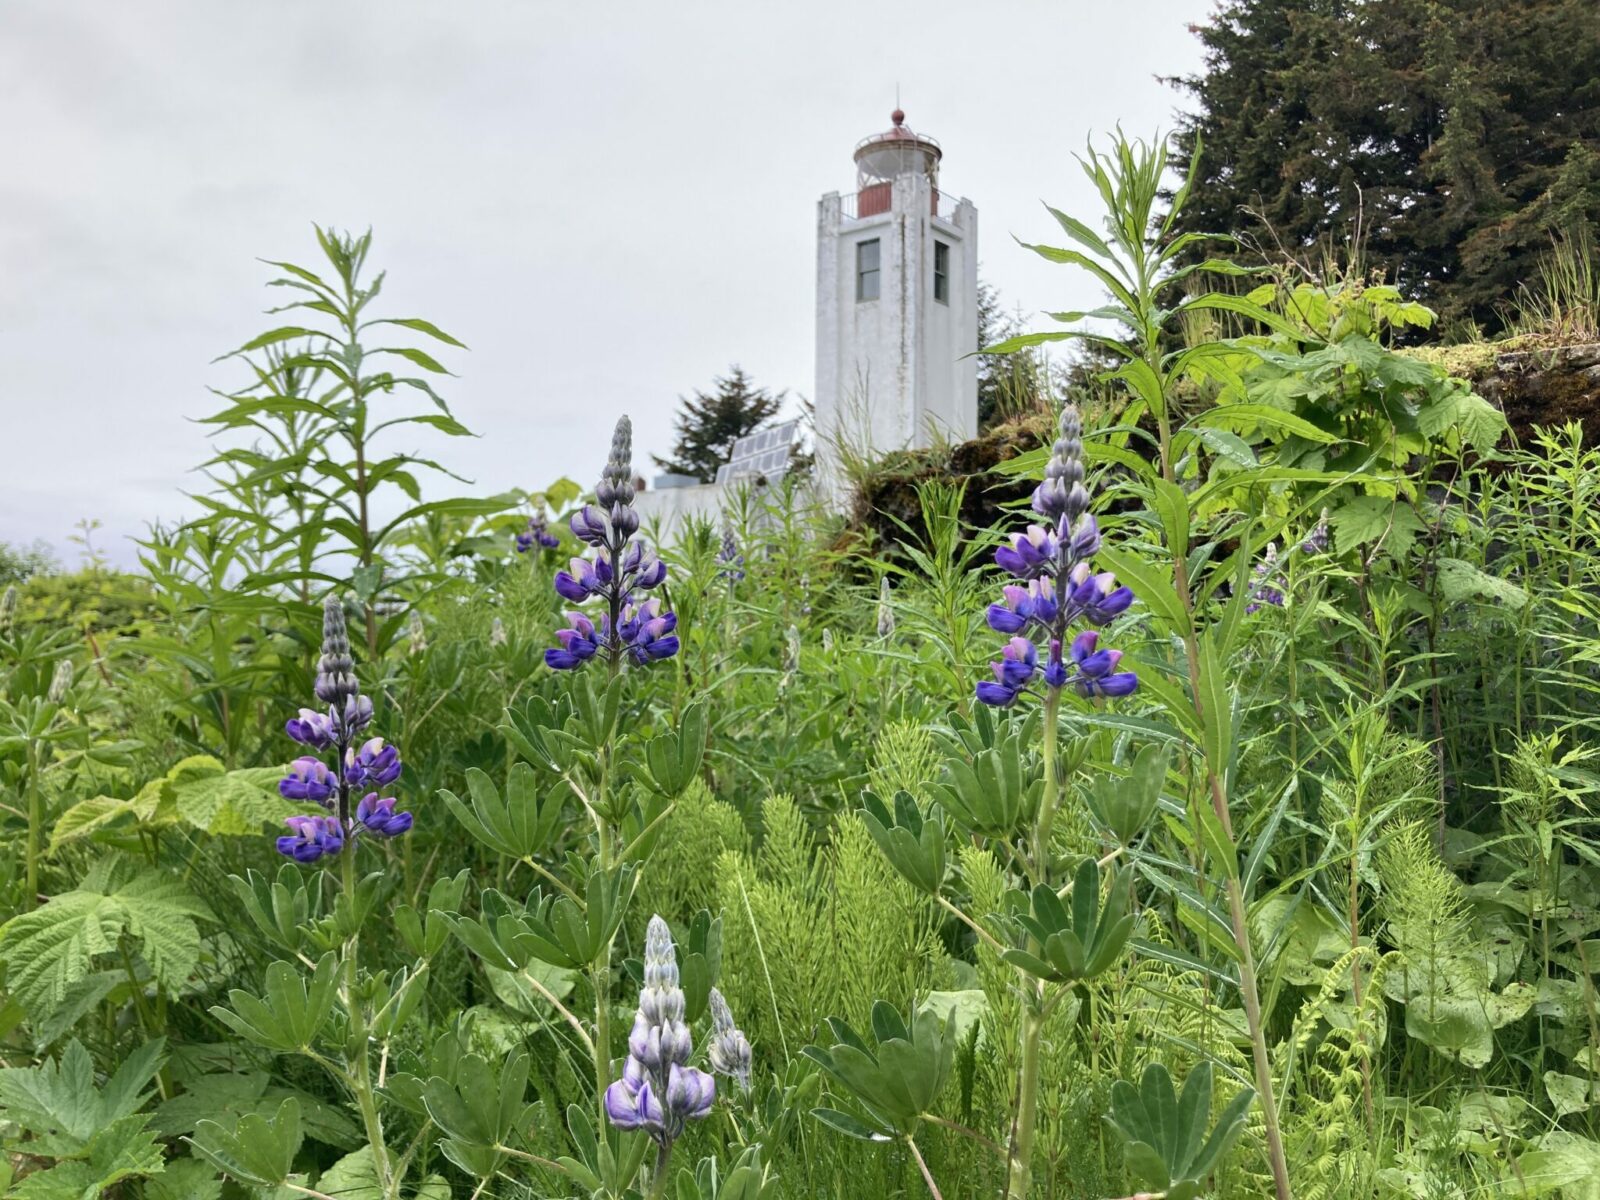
[838, 186, 960, 222]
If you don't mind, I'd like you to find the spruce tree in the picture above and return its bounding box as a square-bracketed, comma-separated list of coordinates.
[652, 366, 785, 482]
[1169, 0, 1600, 332]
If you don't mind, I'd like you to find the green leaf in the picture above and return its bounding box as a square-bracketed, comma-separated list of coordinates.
[1096, 547, 1190, 635]
[0, 862, 213, 1019]
[1187, 402, 1342, 445]
[187, 1096, 304, 1188]
[365, 317, 467, 347]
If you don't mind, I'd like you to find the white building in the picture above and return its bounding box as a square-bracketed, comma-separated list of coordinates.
[814, 108, 979, 490]
[636, 107, 978, 529]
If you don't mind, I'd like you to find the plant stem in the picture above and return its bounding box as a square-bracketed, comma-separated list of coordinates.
[906, 1134, 945, 1200]
[646, 1141, 673, 1200]
[1006, 687, 1060, 1199]
[23, 740, 40, 911]
[341, 841, 393, 1198]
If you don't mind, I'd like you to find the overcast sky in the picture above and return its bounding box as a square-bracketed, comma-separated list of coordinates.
[1, 1, 1205, 568]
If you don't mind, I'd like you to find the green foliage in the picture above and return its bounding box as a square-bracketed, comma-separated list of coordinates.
[0, 856, 212, 1021]
[1169, 0, 1600, 331]
[803, 1000, 959, 1139]
[0, 1039, 170, 1197]
[1105, 1061, 1254, 1200]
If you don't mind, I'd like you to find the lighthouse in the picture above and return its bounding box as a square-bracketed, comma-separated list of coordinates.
[814, 108, 978, 485]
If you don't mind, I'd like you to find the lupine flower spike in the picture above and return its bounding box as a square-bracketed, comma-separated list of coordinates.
[489, 617, 508, 648]
[0, 585, 16, 635]
[46, 659, 73, 704]
[877, 577, 895, 639]
[977, 405, 1138, 707]
[406, 609, 428, 656]
[605, 915, 716, 1147]
[547, 416, 680, 671]
[718, 523, 745, 584]
[515, 511, 561, 554]
[1245, 542, 1285, 614]
[1301, 509, 1330, 555]
[707, 988, 753, 1092]
[277, 597, 411, 863]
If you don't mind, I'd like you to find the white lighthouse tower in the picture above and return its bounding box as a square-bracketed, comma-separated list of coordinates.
[814, 108, 978, 485]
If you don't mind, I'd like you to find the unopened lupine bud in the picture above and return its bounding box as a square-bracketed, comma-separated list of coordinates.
[0, 585, 16, 635]
[718, 524, 745, 584]
[1034, 405, 1090, 527]
[315, 597, 359, 705]
[707, 988, 753, 1092]
[784, 625, 801, 674]
[490, 617, 507, 647]
[406, 609, 428, 656]
[47, 659, 73, 704]
[822, 627, 835, 653]
[877, 577, 895, 639]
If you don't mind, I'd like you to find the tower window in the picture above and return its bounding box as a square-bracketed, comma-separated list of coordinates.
[933, 240, 950, 304]
[856, 238, 880, 302]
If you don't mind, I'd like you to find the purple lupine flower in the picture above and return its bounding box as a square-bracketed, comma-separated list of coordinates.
[345, 737, 402, 788]
[707, 988, 753, 1092]
[976, 406, 1138, 708]
[545, 416, 680, 672]
[1244, 542, 1286, 614]
[1065, 630, 1138, 698]
[276, 596, 411, 863]
[356, 793, 413, 837]
[280, 756, 336, 805]
[977, 637, 1039, 707]
[516, 512, 561, 554]
[285, 707, 336, 749]
[605, 915, 716, 1148]
[276, 814, 344, 863]
[545, 611, 601, 670]
[1301, 509, 1330, 555]
[619, 599, 680, 665]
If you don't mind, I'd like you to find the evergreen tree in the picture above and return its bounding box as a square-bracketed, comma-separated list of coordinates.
[977, 280, 1063, 429]
[652, 366, 786, 482]
[1169, 0, 1600, 332]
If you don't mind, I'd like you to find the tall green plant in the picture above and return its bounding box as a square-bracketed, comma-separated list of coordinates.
[208, 227, 511, 657]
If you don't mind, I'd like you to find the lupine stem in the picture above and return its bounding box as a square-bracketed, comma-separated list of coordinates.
[1007, 686, 1060, 1199]
[646, 1141, 673, 1200]
[341, 819, 393, 1198]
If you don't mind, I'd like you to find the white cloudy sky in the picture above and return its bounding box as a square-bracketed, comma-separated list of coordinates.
[0, 1, 1204, 568]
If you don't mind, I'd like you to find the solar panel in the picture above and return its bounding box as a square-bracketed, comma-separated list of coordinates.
[715, 419, 802, 484]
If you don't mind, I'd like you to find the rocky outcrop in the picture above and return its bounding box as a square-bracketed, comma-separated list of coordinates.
[1475, 342, 1600, 446]
[846, 416, 1049, 555]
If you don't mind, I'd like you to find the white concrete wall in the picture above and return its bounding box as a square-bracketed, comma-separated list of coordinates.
[632, 482, 726, 536]
[814, 175, 978, 496]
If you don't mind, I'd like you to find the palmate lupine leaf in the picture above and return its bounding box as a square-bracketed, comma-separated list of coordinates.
[0, 861, 213, 1020]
